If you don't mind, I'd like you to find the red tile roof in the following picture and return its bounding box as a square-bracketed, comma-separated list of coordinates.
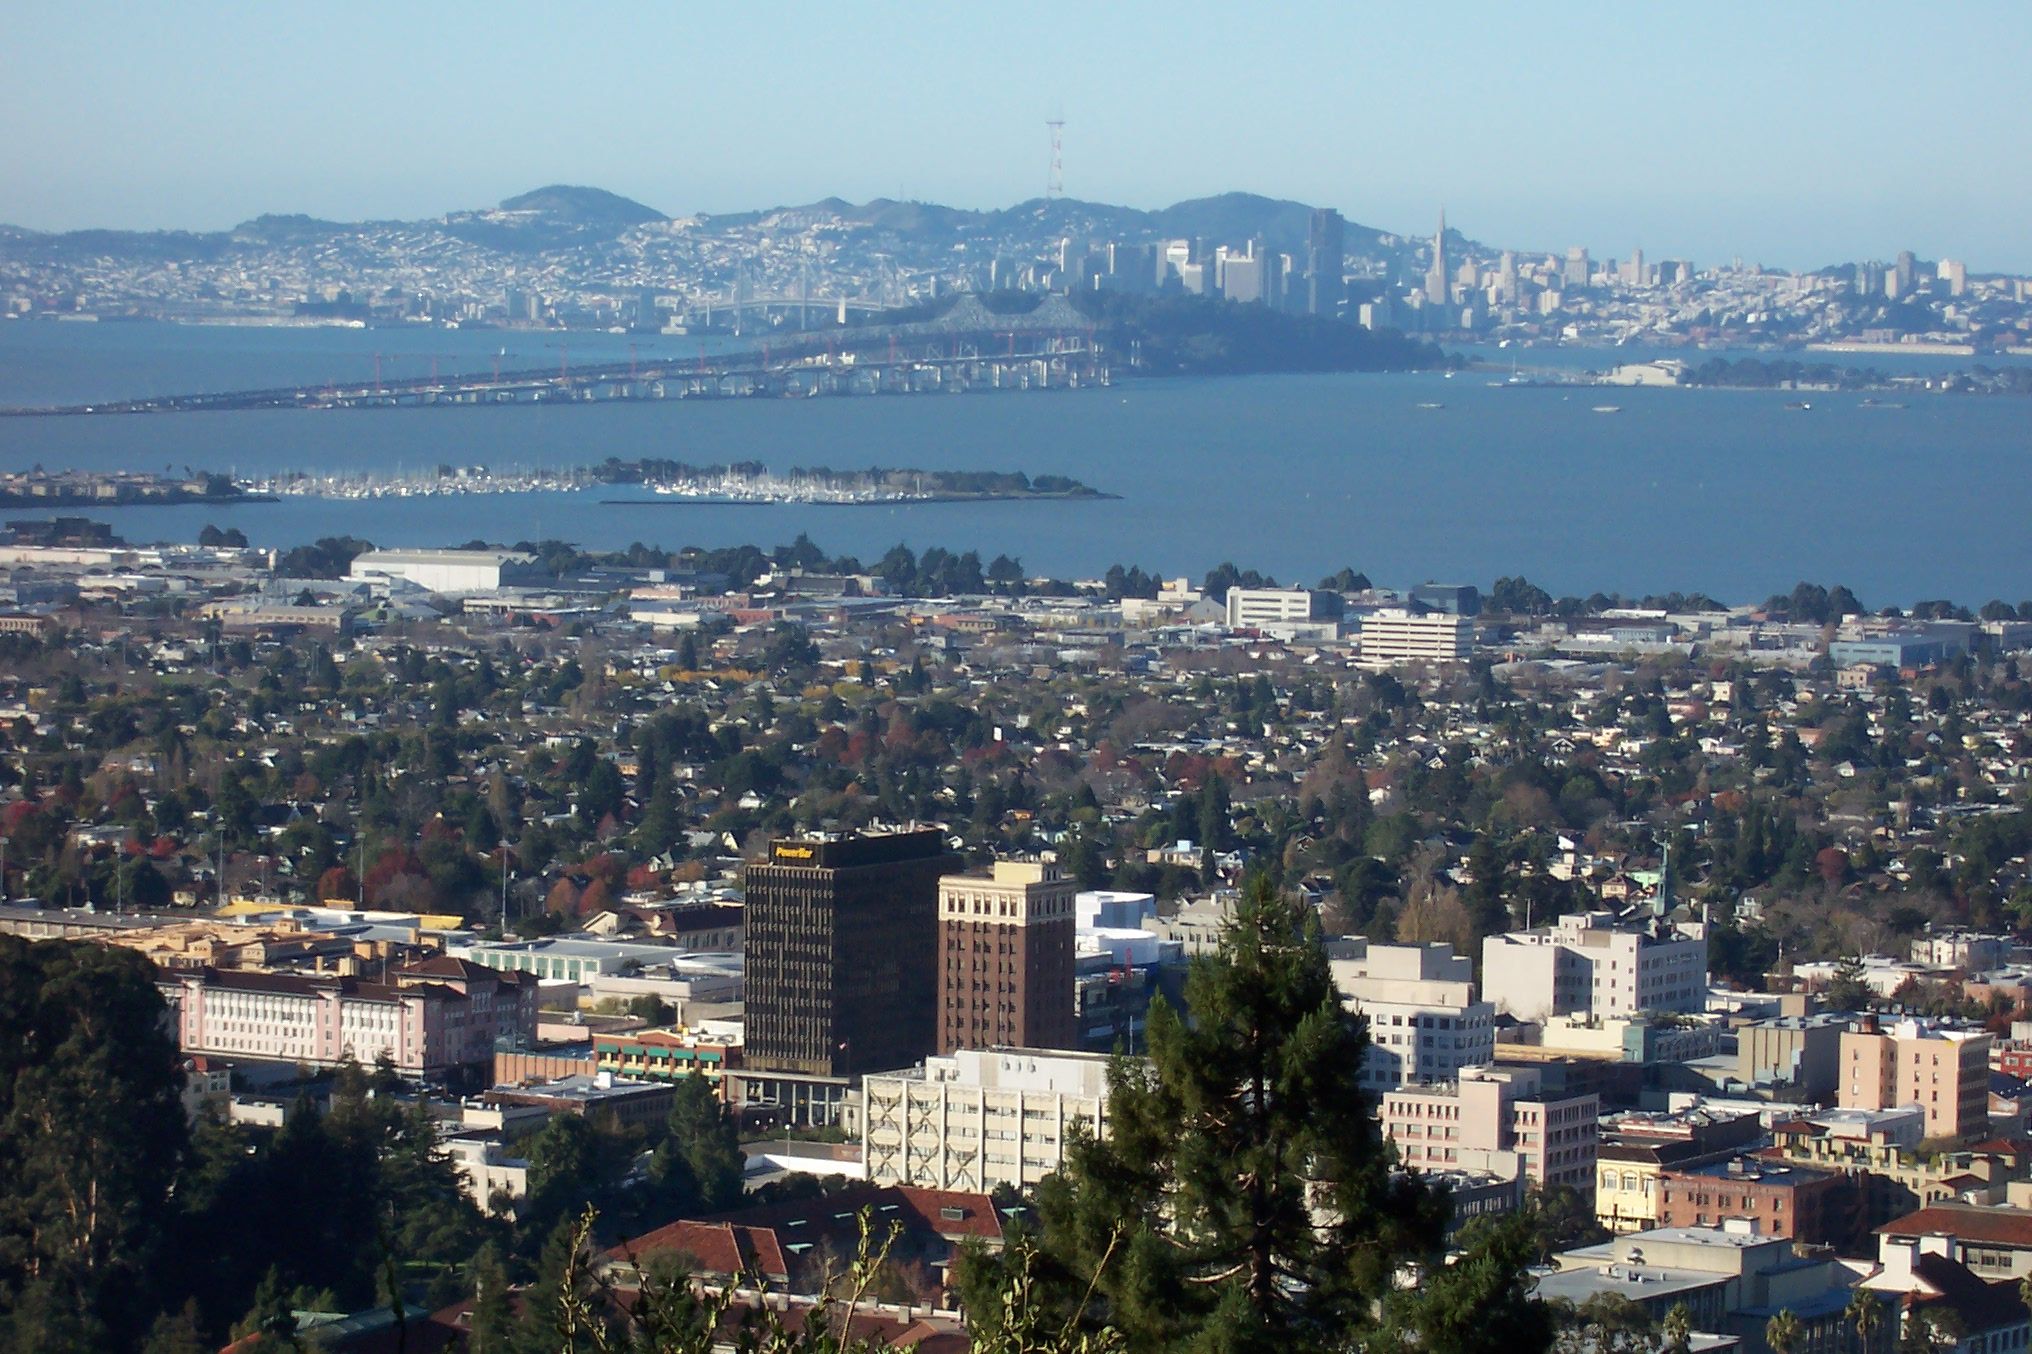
[1879, 1204, 2032, 1247]
[888, 1187, 1006, 1242]
[1963, 1138, 2032, 1157]
[693, 1184, 1004, 1243]
[1908, 1255, 2030, 1333]
[611, 1184, 1006, 1299]
[607, 1220, 790, 1284]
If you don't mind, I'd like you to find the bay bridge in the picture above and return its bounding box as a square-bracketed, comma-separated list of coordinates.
[6, 296, 1115, 416]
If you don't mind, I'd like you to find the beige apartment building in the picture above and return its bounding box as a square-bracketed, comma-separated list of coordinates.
[1380, 1064, 1599, 1195]
[1838, 1016, 1991, 1143]
[1481, 911, 1707, 1023]
[1768, 1108, 2031, 1231]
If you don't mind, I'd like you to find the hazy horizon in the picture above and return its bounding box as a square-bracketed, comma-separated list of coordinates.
[6, 0, 2031, 271]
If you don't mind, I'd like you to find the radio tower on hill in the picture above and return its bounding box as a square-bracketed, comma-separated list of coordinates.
[1046, 116, 1065, 198]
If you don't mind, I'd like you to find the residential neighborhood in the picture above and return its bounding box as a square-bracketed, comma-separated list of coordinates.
[3, 515, 2032, 1349]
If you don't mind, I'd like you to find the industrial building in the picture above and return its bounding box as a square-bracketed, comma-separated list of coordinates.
[347, 548, 544, 595]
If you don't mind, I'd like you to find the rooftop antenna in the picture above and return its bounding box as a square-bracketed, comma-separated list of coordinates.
[1046, 112, 1065, 199]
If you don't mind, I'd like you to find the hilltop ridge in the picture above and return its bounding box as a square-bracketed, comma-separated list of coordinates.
[1, 186, 1401, 255]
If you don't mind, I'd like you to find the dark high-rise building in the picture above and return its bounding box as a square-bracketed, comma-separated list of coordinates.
[1306, 208, 1345, 317]
[1409, 582, 1482, 617]
[936, 861, 1078, 1054]
[744, 829, 959, 1079]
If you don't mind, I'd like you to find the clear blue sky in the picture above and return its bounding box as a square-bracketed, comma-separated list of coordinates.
[6, 0, 2031, 271]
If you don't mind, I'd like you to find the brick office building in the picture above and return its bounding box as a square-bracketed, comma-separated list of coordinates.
[936, 861, 1077, 1055]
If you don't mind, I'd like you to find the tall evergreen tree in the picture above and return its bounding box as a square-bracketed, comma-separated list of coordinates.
[647, 1075, 745, 1218]
[522, 1114, 603, 1244]
[0, 937, 188, 1349]
[467, 1243, 513, 1354]
[1366, 1209, 1553, 1354]
[1009, 876, 1450, 1354]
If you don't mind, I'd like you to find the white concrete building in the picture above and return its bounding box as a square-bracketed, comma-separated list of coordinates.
[1075, 890, 1156, 930]
[444, 1135, 530, 1213]
[1225, 587, 1331, 630]
[1357, 609, 1474, 667]
[862, 1047, 1113, 1192]
[1481, 911, 1707, 1023]
[1328, 940, 1495, 1089]
[348, 548, 542, 595]
[1910, 930, 2011, 973]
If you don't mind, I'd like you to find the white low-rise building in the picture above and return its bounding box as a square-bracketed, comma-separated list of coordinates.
[1329, 940, 1495, 1089]
[1225, 587, 1333, 630]
[444, 1135, 529, 1213]
[1482, 911, 1707, 1023]
[863, 1047, 1113, 1192]
[348, 548, 543, 595]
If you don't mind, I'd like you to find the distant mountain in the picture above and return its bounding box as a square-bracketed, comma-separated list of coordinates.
[435, 185, 668, 252]
[700, 191, 1396, 259]
[0, 224, 232, 264]
[0, 187, 1430, 313]
[229, 214, 351, 245]
[2, 187, 1401, 259]
[496, 185, 665, 226]
[1153, 192, 1396, 257]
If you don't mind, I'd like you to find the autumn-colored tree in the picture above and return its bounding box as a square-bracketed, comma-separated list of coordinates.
[362, 845, 426, 904]
[1395, 882, 1476, 955]
[315, 865, 357, 902]
[545, 877, 581, 915]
